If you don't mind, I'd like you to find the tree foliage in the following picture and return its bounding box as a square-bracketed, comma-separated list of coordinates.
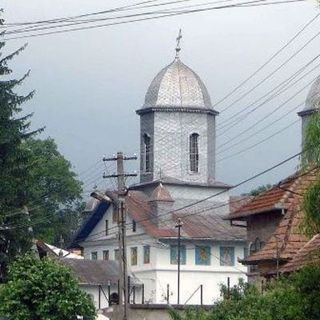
[302, 112, 320, 236]
[20, 138, 84, 245]
[0, 13, 84, 279]
[242, 184, 272, 196]
[0, 14, 42, 278]
[169, 265, 320, 320]
[0, 254, 96, 320]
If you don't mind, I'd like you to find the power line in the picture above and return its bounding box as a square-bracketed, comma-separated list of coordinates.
[215, 27, 320, 117]
[213, 12, 320, 112]
[217, 54, 320, 131]
[70, 148, 308, 244]
[4, 0, 304, 41]
[217, 119, 299, 162]
[216, 75, 317, 151]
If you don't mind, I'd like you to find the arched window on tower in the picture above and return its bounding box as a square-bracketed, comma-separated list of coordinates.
[189, 133, 199, 173]
[143, 133, 151, 172]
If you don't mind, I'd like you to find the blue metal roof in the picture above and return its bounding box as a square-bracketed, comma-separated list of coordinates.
[70, 201, 110, 247]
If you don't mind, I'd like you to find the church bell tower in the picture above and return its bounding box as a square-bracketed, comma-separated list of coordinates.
[136, 32, 218, 185]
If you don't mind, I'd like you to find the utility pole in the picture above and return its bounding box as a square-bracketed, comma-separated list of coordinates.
[175, 218, 183, 305]
[103, 152, 137, 320]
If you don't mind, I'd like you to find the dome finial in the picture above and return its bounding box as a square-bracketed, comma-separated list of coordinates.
[175, 29, 182, 59]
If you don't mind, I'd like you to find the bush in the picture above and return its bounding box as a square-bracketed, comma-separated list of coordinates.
[0, 254, 96, 320]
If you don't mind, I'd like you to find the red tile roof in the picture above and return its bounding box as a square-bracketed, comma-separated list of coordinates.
[228, 169, 317, 220]
[240, 169, 318, 265]
[280, 234, 320, 273]
[126, 191, 176, 238]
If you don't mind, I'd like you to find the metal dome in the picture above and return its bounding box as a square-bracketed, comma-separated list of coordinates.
[305, 76, 320, 111]
[143, 58, 213, 110]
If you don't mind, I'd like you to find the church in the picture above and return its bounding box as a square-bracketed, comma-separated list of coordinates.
[71, 38, 247, 306]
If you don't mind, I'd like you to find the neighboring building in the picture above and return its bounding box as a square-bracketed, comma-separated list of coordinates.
[227, 169, 317, 280]
[280, 233, 320, 273]
[72, 43, 247, 305]
[35, 240, 127, 310]
[226, 73, 320, 281]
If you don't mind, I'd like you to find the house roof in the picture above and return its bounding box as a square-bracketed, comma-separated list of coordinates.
[227, 169, 317, 220]
[127, 190, 246, 241]
[70, 200, 111, 247]
[240, 169, 318, 265]
[60, 258, 120, 285]
[280, 234, 320, 273]
[35, 240, 84, 259]
[71, 187, 246, 248]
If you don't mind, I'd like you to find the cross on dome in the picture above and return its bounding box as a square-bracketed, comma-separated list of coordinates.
[175, 29, 182, 59]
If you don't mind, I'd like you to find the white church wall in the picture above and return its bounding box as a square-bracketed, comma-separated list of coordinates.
[165, 184, 229, 204]
[152, 112, 215, 184]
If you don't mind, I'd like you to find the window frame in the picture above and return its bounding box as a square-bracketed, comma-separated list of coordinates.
[91, 251, 98, 260]
[131, 247, 138, 266]
[189, 133, 199, 173]
[132, 220, 137, 233]
[143, 133, 152, 173]
[105, 219, 109, 236]
[103, 250, 109, 261]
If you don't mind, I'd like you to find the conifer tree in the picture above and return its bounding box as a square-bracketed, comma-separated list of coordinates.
[0, 11, 42, 279]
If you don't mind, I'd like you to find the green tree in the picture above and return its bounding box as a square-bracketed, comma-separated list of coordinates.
[169, 265, 320, 320]
[0, 12, 42, 278]
[20, 138, 84, 245]
[242, 184, 272, 196]
[0, 254, 96, 320]
[0, 12, 84, 278]
[302, 112, 320, 235]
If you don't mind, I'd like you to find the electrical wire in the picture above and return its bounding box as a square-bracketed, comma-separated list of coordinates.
[214, 12, 320, 112]
[3, 0, 304, 41]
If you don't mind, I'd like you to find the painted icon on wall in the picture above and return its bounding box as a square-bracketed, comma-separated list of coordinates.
[131, 247, 138, 265]
[144, 245, 150, 264]
[170, 245, 186, 264]
[195, 246, 211, 265]
[220, 247, 235, 266]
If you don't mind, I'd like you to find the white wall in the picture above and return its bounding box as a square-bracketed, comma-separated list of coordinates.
[82, 233, 247, 305]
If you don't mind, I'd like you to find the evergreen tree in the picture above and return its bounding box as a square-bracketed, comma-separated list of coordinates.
[0, 12, 42, 279]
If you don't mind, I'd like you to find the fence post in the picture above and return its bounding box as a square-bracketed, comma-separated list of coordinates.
[142, 284, 145, 304]
[200, 284, 203, 305]
[227, 277, 230, 299]
[167, 284, 170, 304]
[117, 279, 120, 305]
[127, 276, 131, 304]
[108, 281, 111, 305]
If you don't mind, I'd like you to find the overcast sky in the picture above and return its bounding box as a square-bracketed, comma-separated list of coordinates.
[2, 0, 320, 195]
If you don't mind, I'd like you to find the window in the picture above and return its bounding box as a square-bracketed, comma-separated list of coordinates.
[144, 134, 151, 172]
[131, 247, 138, 266]
[195, 246, 211, 265]
[91, 251, 98, 260]
[189, 133, 199, 172]
[114, 249, 119, 261]
[243, 246, 248, 259]
[105, 220, 109, 236]
[112, 209, 118, 223]
[170, 245, 186, 265]
[143, 245, 150, 264]
[220, 247, 235, 266]
[132, 220, 137, 232]
[103, 250, 109, 261]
